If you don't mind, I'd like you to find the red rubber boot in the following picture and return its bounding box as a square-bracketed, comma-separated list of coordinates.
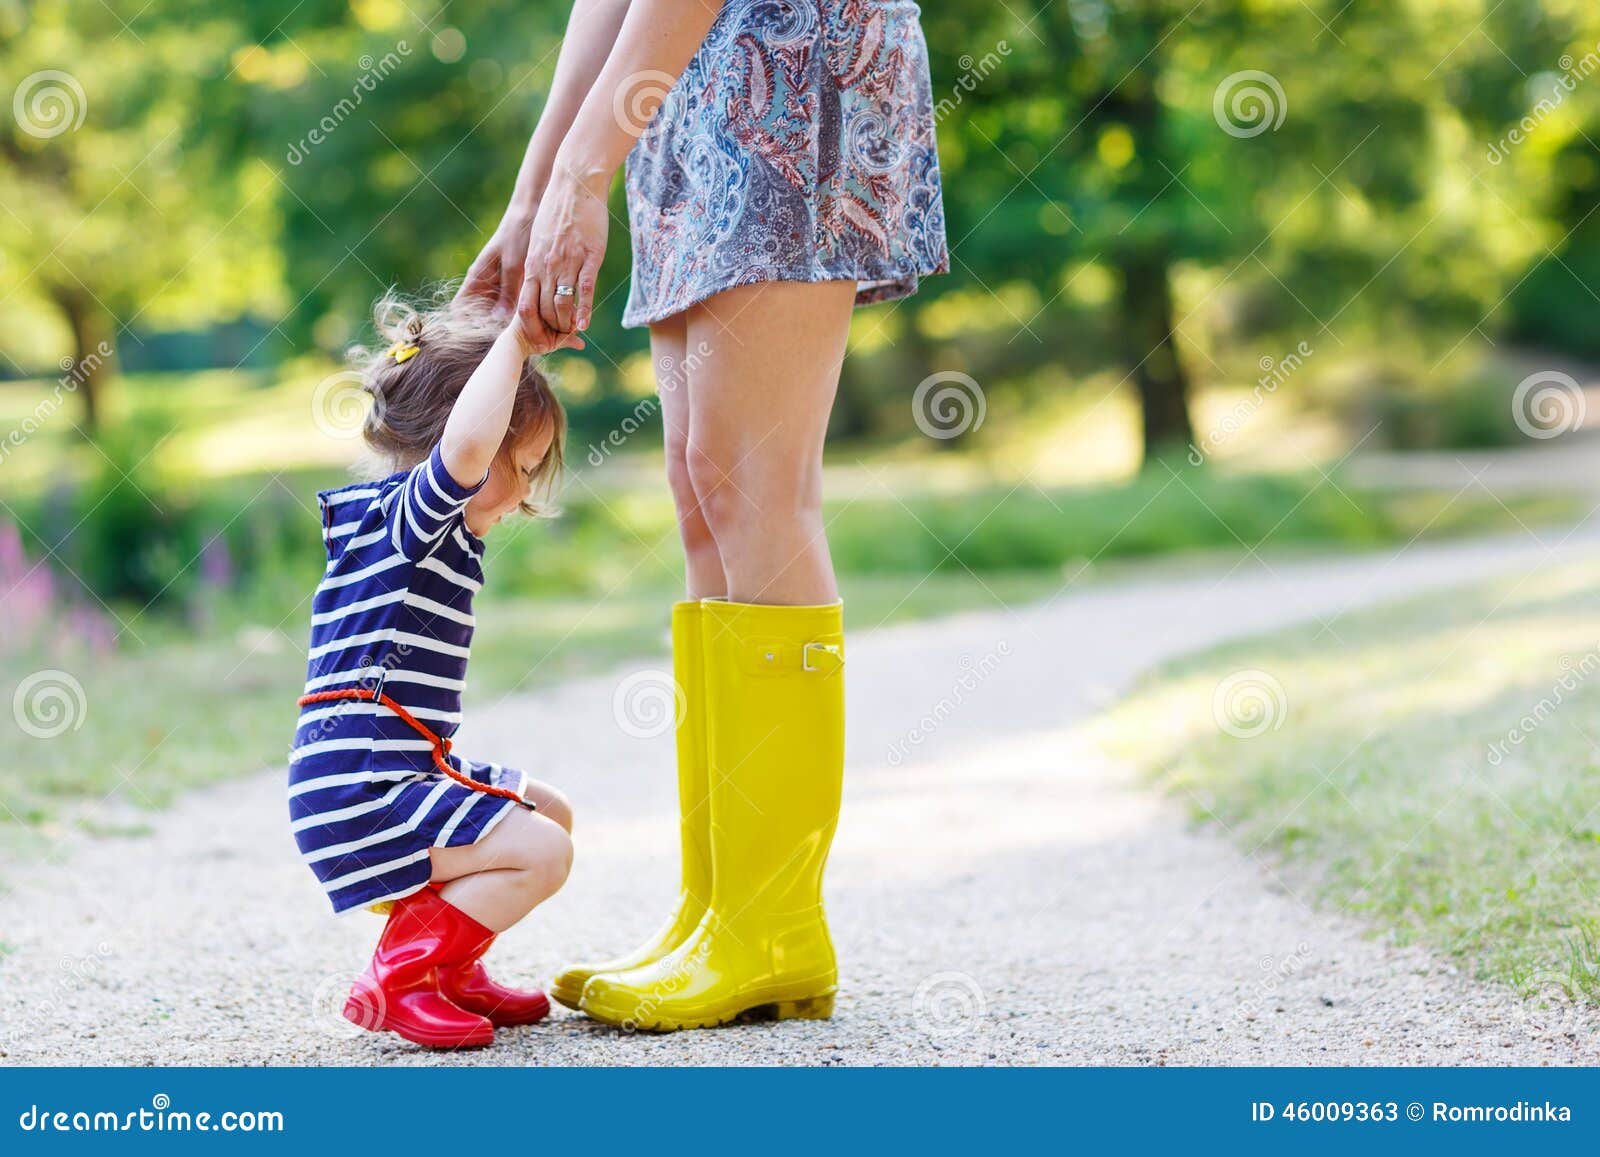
[438, 937, 552, 1027]
[343, 888, 494, 1048]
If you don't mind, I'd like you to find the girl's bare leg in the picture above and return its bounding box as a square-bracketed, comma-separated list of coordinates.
[518, 777, 573, 832]
[429, 807, 573, 932]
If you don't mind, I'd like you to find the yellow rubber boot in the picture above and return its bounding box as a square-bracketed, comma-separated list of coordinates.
[549, 602, 712, 1009]
[580, 599, 844, 1031]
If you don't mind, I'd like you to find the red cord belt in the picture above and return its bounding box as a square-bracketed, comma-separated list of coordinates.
[296, 687, 526, 806]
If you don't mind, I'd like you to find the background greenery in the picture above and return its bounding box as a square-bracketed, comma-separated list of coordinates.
[3, 0, 1600, 894]
[1098, 560, 1600, 1004]
[7, 1, 1600, 443]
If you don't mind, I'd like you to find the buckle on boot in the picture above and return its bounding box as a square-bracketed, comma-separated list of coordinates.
[803, 642, 843, 673]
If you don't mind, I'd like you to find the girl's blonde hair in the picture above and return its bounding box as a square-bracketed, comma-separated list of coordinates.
[353, 286, 565, 517]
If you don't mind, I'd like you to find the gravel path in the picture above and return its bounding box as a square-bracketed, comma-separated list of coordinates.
[6, 522, 1600, 1066]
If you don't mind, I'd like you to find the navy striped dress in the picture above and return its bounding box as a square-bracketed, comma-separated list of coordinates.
[288, 447, 530, 914]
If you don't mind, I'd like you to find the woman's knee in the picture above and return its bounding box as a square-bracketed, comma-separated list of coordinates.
[665, 437, 715, 543]
[663, 429, 697, 508]
[682, 433, 730, 510]
[685, 437, 819, 544]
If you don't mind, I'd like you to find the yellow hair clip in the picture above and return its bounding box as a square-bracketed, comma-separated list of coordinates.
[388, 342, 420, 364]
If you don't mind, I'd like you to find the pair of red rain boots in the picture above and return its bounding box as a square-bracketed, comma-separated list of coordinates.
[343, 886, 549, 1048]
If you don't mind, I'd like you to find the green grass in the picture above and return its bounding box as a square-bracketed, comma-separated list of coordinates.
[2, 571, 1066, 843]
[2, 363, 1591, 850]
[1096, 559, 1600, 1004]
[18, 444, 1586, 629]
[3, 453, 1587, 844]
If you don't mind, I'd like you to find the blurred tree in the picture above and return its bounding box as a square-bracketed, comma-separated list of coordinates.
[1500, 2, 1600, 358]
[926, 0, 1570, 462]
[6, 0, 1593, 453]
[0, 0, 279, 428]
[223, 2, 580, 354]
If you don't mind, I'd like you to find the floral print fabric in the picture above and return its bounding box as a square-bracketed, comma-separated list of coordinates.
[621, 0, 950, 328]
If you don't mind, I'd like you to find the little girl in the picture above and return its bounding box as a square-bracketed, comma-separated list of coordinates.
[288, 292, 573, 1049]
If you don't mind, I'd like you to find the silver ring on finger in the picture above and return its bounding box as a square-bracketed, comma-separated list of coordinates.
[553, 284, 576, 298]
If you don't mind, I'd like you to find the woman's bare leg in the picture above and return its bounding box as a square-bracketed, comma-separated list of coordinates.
[680, 279, 856, 605]
[651, 313, 727, 600]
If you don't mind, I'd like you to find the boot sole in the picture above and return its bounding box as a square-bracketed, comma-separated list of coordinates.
[590, 991, 835, 1034]
[343, 998, 494, 1049]
[548, 977, 586, 1011]
[479, 997, 552, 1027]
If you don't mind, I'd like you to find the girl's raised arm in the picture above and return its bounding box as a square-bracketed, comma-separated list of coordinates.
[436, 326, 532, 488]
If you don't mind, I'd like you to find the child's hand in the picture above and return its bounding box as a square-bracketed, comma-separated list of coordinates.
[510, 313, 584, 356]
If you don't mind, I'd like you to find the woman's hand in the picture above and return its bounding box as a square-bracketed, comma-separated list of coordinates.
[458, 207, 586, 353]
[518, 165, 610, 339]
[458, 207, 530, 318]
[462, 0, 715, 343]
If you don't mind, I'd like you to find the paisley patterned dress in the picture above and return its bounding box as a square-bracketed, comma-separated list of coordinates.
[621, 0, 949, 328]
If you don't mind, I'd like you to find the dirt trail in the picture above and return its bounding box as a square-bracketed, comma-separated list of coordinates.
[4, 522, 1600, 1065]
